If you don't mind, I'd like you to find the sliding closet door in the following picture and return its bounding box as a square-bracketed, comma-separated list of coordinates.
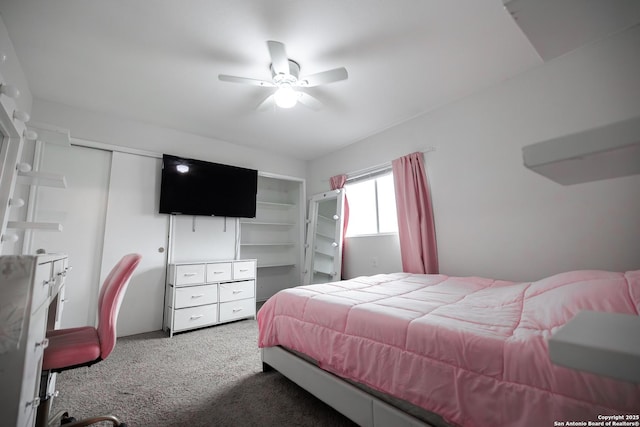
[30, 144, 111, 328]
[100, 151, 168, 337]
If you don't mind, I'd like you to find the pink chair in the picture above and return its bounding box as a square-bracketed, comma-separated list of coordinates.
[36, 253, 142, 427]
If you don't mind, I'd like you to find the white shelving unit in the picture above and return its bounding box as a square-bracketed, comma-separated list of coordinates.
[239, 173, 305, 301]
[1, 70, 69, 255]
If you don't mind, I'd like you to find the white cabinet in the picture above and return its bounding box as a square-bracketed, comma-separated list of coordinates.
[239, 173, 305, 301]
[164, 259, 256, 336]
[0, 253, 69, 427]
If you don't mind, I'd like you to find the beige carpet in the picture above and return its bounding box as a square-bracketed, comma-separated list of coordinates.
[51, 319, 357, 426]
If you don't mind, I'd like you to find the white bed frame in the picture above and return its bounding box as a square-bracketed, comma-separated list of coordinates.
[261, 346, 431, 427]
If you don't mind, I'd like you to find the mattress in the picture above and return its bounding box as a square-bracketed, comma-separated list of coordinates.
[258, 270, 640, 427]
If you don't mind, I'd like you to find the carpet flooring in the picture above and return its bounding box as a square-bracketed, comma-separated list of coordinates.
[51, 319, 357, 426]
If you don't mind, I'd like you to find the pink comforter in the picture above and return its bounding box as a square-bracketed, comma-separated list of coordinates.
[258, 270, 640, 427]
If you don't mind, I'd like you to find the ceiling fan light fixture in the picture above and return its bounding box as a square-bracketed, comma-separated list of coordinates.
[274, 85, 298, 109]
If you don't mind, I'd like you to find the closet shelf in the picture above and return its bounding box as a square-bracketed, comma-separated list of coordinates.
[7, 221, 63, 231]
[17, 171, 67, 188]
[240, 242, 296, 246]
[240, 221, 295, 226]
[256, 201, 295, 208]
[257, 262, 296, 268]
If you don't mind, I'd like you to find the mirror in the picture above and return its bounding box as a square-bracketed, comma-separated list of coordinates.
[303, 189, 346, 285]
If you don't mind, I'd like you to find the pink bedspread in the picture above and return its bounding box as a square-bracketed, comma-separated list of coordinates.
[258, 270, 640, 427]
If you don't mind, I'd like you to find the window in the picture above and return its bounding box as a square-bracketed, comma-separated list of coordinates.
[345, 171, 398, 237]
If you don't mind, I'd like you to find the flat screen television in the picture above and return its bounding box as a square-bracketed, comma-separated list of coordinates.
[159, 154, 258, 218]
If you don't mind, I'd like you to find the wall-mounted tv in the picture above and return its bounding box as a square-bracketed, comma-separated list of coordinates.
[159, 154, 258, 218]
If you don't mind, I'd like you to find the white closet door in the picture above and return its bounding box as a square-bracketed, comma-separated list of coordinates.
[31, 144, 111, 328]
[100, 151, 168, 337]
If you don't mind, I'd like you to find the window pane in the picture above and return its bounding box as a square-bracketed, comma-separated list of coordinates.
[376, 174, 398, 233]
[345, 179, 377, 236]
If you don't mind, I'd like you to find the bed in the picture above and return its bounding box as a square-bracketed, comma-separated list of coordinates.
[257, 270, 640, 427]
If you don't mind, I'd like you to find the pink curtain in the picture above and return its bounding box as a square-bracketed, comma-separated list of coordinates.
[392, 152, 438, 274]
[329, 174, 349, 279]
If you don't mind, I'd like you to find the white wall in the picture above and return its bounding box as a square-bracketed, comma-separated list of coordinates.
[31, 98, 307, 179]
[344, 234, 402, 278]
[308, 25, 640, 282]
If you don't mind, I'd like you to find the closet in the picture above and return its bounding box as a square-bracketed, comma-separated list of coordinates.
[239, 173, 305, 301]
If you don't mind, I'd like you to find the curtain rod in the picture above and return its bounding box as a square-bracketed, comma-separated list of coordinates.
[346, 147, 436, 182]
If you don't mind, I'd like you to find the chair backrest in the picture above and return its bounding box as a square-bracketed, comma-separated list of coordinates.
[96, 253, 142, 359]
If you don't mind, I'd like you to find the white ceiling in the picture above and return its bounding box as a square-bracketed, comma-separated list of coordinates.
[0, 1, 635, 160]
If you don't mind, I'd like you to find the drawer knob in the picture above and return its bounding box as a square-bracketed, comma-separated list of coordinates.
[232, 290, 243, 294]
[239, 269, 249, 272]
[191, 294, 205, 299]
[183, 273, 198, 277]
[190, 314, 204, 320]
[213, 271, 224, 274]
[232, 308, 243, 313]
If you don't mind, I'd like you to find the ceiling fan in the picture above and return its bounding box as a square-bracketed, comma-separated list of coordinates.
[218, 41, 348, 111]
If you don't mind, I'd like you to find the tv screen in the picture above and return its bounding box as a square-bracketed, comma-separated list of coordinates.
[159, 154, 257, 218]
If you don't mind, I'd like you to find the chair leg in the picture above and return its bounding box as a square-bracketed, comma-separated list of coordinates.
[58, 415, 127, 427]
[35, 395, 52, 427]
[36, 370, 54, 427]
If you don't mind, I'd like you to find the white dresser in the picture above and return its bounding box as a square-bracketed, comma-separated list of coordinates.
[164, 259, 257, 336]
[0, 254, 68, 427]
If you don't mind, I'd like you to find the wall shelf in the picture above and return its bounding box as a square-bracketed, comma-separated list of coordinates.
[17, 171, 67, 188]
[523, 115, 640, 185]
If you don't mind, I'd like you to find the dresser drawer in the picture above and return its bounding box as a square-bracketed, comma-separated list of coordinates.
[173, 304, 217, 331]
[219, 280, 255, 303]
[31, 262, 52, 314]
[233, 261, 255, 279]
[174, 284, 218, 309]
[174, 264, 205, 286]
[219, 298, 256, 322]
[206, 262, 232, 282]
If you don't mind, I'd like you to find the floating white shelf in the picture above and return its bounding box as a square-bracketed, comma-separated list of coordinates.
[523, 115, 640, 185]
[17, 171, 67, 188]
[548, 310, 640, 383]
[7, 221, 63, 231]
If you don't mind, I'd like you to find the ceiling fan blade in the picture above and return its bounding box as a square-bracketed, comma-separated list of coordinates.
[218, 74, 275, 87]
[297, 92, 322, 111]
[256, 93, 276, 112]
[299, 67, 348, 87]
[267, 41, 290, 75]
